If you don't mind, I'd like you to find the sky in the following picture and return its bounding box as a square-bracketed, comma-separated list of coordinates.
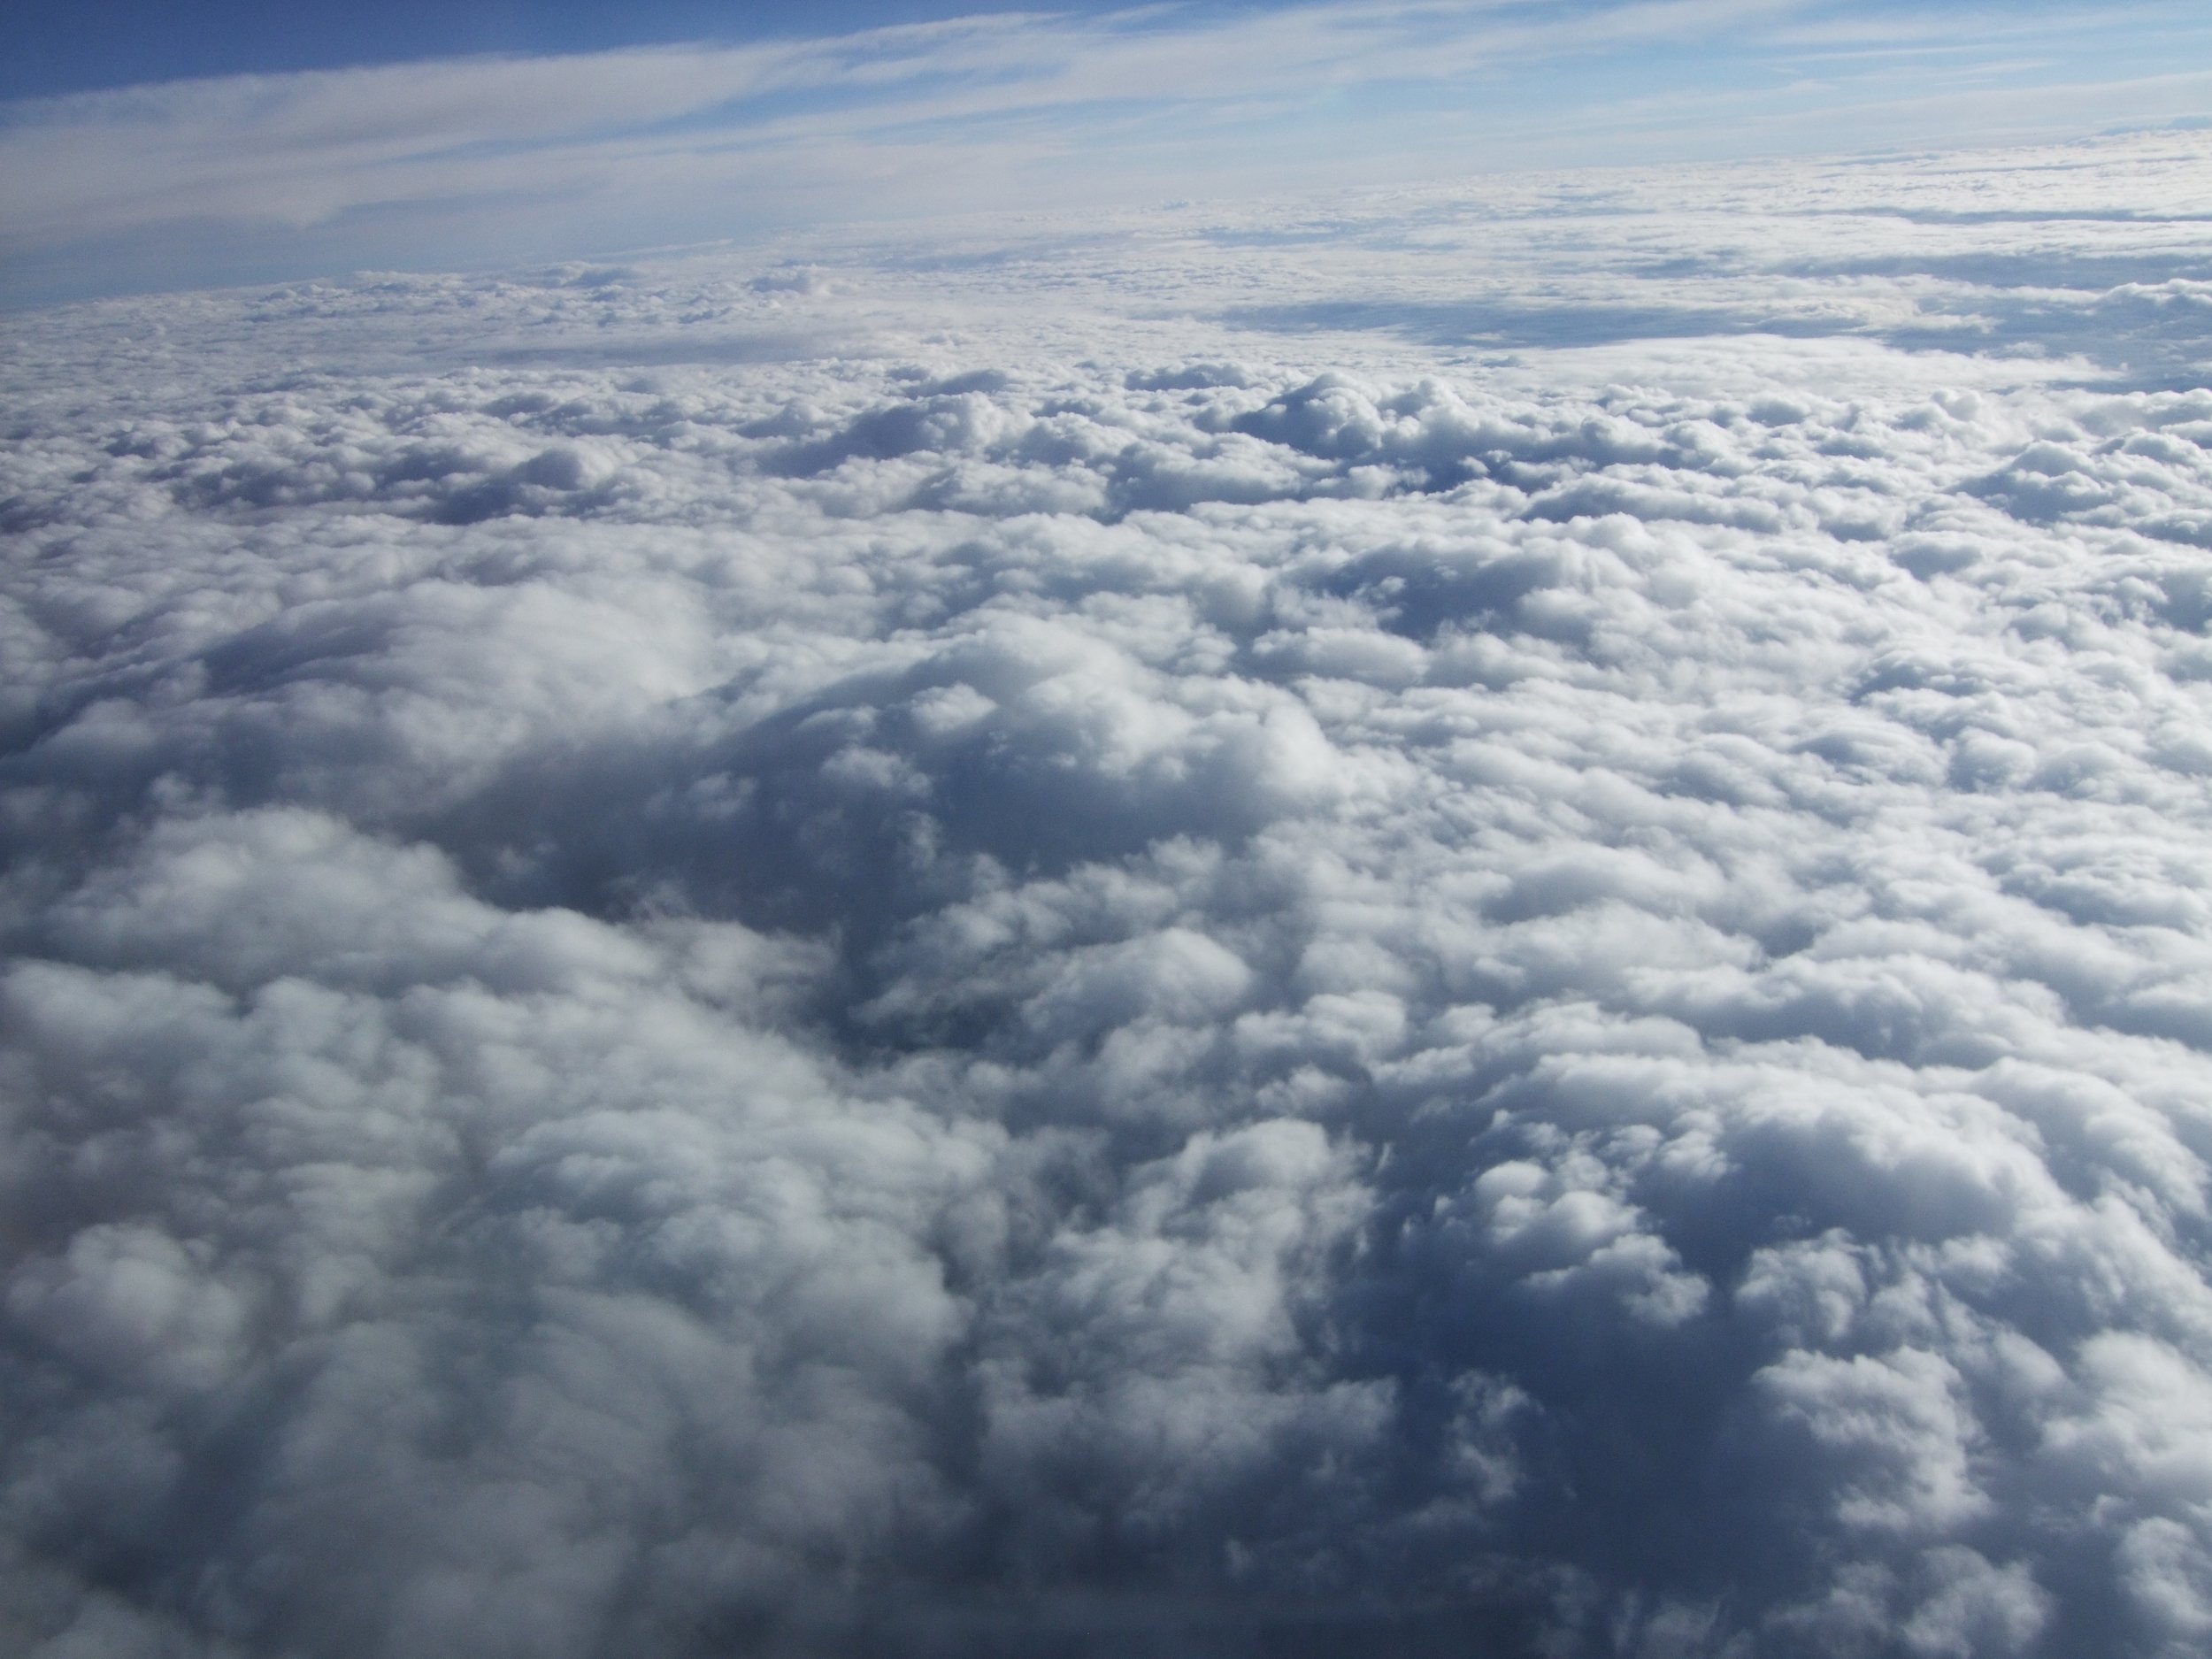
[5, 1, 2212, 304]
[10, 10, 2212, 1659]
[0, 1, 1064, 97]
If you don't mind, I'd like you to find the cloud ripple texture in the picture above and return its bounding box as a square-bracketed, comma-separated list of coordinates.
[8, 135, 2212, 1659]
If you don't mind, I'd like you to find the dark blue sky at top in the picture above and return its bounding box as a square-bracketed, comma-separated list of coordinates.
[0, 0, 1125, 99]
[11, 2, 2208, 105]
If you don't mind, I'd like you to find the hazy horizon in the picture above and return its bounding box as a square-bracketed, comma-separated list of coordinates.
[8, 1, 2212, 306]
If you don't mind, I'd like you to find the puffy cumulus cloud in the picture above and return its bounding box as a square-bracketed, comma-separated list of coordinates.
[8, 135, 2212, 1657]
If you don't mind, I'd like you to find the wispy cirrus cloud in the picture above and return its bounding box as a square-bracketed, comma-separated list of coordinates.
[5, 0, 2210, 303]
[2, 2, 1763, 232]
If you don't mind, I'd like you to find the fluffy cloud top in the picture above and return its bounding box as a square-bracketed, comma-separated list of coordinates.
[6, 133, 2212, 1656]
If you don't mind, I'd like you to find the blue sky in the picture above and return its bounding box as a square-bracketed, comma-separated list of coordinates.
[4, 1, 2212, 305]
[0, 0, 1074, 97]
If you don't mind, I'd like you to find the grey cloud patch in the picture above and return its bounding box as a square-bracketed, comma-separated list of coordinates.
[1221, 299, 1843, 352]
[9, 134, 2212, 1658]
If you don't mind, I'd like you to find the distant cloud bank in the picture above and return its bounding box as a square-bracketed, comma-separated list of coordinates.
[5, 131, 2212, 1656]
[6, 0, 2212, 303]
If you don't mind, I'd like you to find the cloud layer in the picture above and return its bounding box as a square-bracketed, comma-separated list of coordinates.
[6, 133, 2212, 1656]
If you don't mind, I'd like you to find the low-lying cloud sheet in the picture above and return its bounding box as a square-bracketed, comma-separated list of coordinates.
[7, 134, 2212, 1657]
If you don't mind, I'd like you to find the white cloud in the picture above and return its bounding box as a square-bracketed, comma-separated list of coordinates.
[6, 129, 2212, 1655]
